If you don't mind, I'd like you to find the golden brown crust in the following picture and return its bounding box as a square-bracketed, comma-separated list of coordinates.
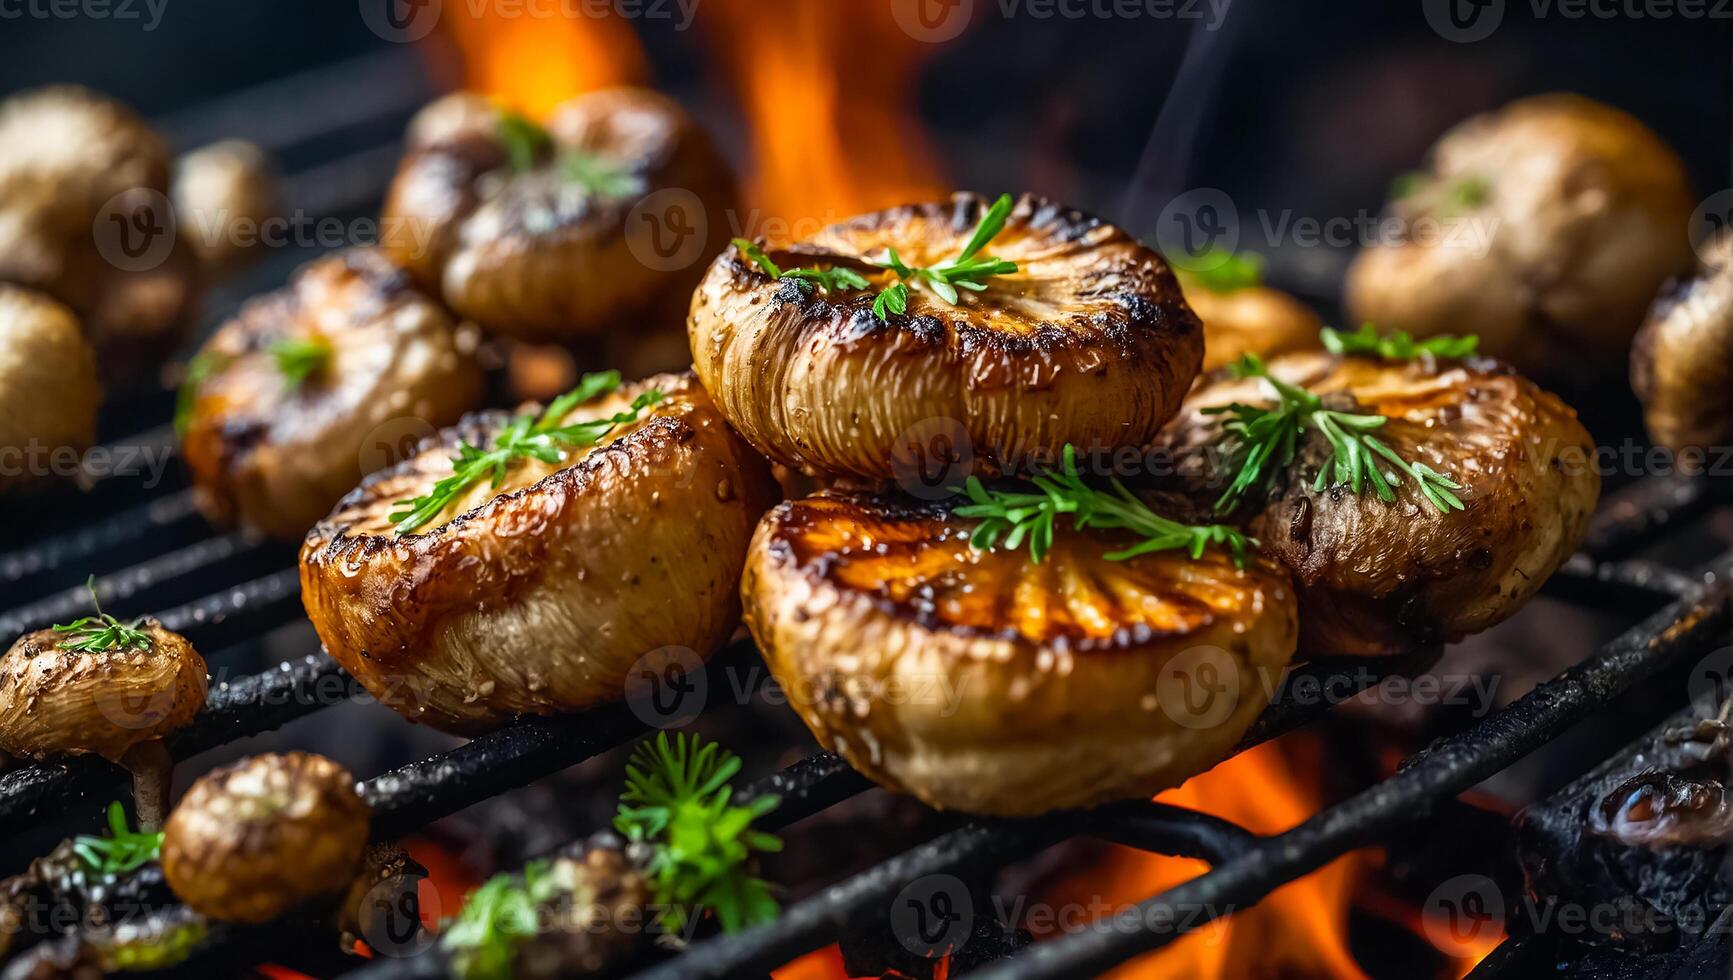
[1177, 274, 1322, 373]
[743, 491, 1297, 816]
[380, 88, 735, 342]
[0, 285, 100, 495]
[0, 622, 205, 764]
[689, 192, 1203, 482]
[181, 249, 483, 541]
[300, 372, 779, 734]
[1346, 93, 1695, 367]
[1157, 351, 1600, 656]
[1631, 233, 1733, 455]
[161, 752, 369, 924]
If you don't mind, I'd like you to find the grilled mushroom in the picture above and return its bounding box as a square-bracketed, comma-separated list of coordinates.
[689, 192, 1202, 482]
[1631, 232, 1733, 458]
[0, 86, 198, 385]
[180, 249, 483, 541]
[1156, 350, 1599, 657]
[0, 286, 100, 495]
[171, 139, 278, 278]
[160, 752, 370, 924]
[300, 371, 779, 734]
[743, 491, 1298, 816]
[1176, 269, 1321, 373]
[1345, 93, 1695, 367]
[0, 596, 206, 829]
[380, 88, 735, 342]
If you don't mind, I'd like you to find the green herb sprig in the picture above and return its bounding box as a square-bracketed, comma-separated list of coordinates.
[1389, 172, 1490, 215]
[868, 193, 1019, 319]
[560, 149, 646, 199]
[52, 576, 152, 653]
[731, 239, 872, 295]
[391, 371, 663, 535]
[441, 861, 557, 980]
[267, 336, 332, 389]
[1181, 247, 1264, 294]
[1206, 353, 1466, 514]
[1321, 323, 1479, 361]
[953, 444, 1255, 567]
[614, 732, 781, 936]
[495, 110, 643, 198]
[73, 801, 162, 875]
[173, 351, 227, 438]
[496, 109, 552, 174]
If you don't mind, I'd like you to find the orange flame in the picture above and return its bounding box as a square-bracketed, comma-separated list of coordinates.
[436, 2, 650, 117]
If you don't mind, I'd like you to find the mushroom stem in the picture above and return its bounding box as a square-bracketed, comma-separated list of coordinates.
[121, 740, 173, 831]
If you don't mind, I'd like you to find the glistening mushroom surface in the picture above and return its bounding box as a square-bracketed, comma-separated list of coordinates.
[0, 285, 100, 495]
[688, 192, 1203, 482]
[1631, 233, 1733, 456]
[743, 491, 1297, 816]
[300, 371, 779, 734]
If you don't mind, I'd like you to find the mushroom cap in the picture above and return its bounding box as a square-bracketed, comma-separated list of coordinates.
[1346, 93, 1695, 366]
[0, 285, 100, 495]
[743, 491, 1298, 816]
[160, 752, 370, 924]
[181, 249, 483, 540]
[381, 87, 736, 342]
[300, 371, 780, 734]
[1177, 274, 1322, 373]
[1631, 233, 1733, 455]
[171, 139, 279, 276]
[1157, 351, 1600, 656]
[689, 192, 1203, 482]
[0, 621, 205, 763]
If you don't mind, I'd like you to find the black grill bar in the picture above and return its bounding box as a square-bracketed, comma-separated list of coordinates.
[968, 554, 1733, 979]
[0, 489, 203, 588]
[1581, 473, 1725, 560]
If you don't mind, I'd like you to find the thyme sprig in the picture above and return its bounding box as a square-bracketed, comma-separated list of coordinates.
[495, 109, 552, 174]
[953, 444, 1255, 567]
[73, 801, 162, 875]
[496, 110, 643, 198]
[731, 239, 871, 295]
[868, 192, 1019, 318]
[1321, 323, 1479, 361]
[267, 336, 332, 389]
[441, 861, 557, 980]
[391, 371, 663, 535]
[52, 576, 152, 653]
[1206, 353, 1466, 514]
[615, 732, 781, 936]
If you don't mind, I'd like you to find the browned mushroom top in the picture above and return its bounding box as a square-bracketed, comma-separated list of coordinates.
[1631, 232, 1733, 456]
[161, 752, 371, 924]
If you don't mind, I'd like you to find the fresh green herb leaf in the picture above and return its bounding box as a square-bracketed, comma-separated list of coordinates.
[1442, 174, 1490, 213]
[172, 351, 226, 439]
[1182, 247, 1264, 294]
[867, 193, 1019, 320]
[1389, 171, 1429, 200]
[559, 149, 646, 199]
[495, 109, 552, 174]
[731, 239, 872, 297]
[52, 576, 152, 653]
[441, 861, 558, 980]
[73, 801, 162, 875]
[614, 732, 781, 936]
[267, 336, 332, 390]
[391, 372, 663, 535]
[1206, 353, 1467, 515]
[1320, 323, 1479, 361]
[732, 238, 783, 278]
[952, 445, 1256, 567]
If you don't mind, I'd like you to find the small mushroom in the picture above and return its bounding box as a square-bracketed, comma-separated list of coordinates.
[160, 752, 370, 923]
[1631, 232, 1733, 458]
[171, 139, 279, 279]
[0, 586, 205, 829]
[0, 285, 101, 496]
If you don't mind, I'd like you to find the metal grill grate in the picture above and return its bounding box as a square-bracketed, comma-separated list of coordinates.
[1, 51, 1729, 979]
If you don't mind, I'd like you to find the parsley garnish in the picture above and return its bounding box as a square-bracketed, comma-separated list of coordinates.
[441, 861, 557, 980]
[267, 336, 332, 389]
[1321, 323, 1479, 360]
[614, 732, 782, 936]
[1206, 353, 1466, 514]
[496, 110, 552, 174]
[867, 193, 1019, 319]
[731, 238, 872, 296]
[1389, 172, 1490, 215]
[173, 351, 226, 439]
[953, 444, 1255, 567]
[52, 576, 152, 653]
[73, 801, 163, 875]
[1182, 247, 1264, 294]
[391, 371, 664, 535]
[560, 149, 646, 199]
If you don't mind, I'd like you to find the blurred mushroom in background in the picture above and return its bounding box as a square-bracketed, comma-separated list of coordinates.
[172, 139, 280, 280]
[0, 285, 100, 496]
[1631, 231, 1733, 463]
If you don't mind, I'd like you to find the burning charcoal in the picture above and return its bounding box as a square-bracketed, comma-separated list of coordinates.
[1516, 701, 1733, 950]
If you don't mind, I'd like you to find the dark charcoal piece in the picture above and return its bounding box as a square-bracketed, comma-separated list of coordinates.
[1516, 701, 1733, 951]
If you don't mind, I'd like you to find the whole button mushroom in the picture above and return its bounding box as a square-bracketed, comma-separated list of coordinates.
[0, 583, 205, 829]
[161, 752, 370, 924]
[171, 139, 280, 279]
[0, 285, 101, 496]
[1631, 232, 1733, 459]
